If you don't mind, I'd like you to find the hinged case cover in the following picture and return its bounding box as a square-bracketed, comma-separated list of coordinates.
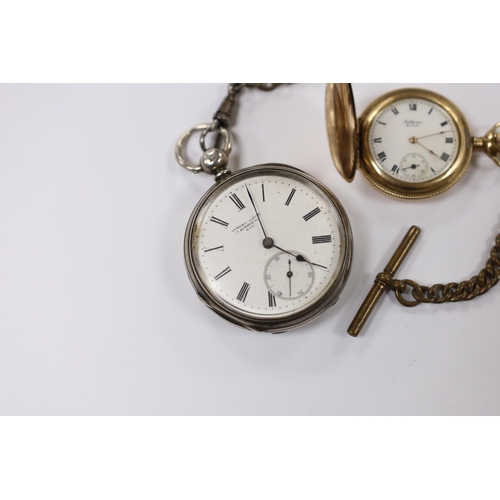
[325, 83, 359, 182]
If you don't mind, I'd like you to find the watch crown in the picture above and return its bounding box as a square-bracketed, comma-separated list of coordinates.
[200, 148, 230, 178]
[473, 122, 500, 166]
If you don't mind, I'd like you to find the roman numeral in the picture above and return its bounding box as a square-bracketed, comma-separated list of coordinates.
[285, 188, 296, 206]
[377, 121, 386, 126]
[312, 234, 332, 245]
[210, 216, 229, 228]
[262, 184, 265, 202]
[391, 107, 399, 115]
[409, 103, 417, 111]
[378, 151, 387, 162]
[391, 164, 400, 173]
[440, 152, 450, 162]
[445, 137, 453, 143]
[428, 107, 434, 115]
[374, 137, 382, 143]
[268, 291, 276, 307]
[430, 166, 436, 173]
[214, 266, 231, 281]
[204, 245, 224, 253]
[229, 193, 245, 211]
[303, 207, 321, 221]
[236, 282, 250, 302]
[312, 235, 332, 244]
[441, 121, 448, 127]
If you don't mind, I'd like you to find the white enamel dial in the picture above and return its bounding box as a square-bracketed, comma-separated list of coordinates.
[189, 168, 347, 321]
[368, 97, 459, 183]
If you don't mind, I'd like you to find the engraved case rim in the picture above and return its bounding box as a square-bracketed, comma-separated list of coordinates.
[358, 88, 473, 200]
[183, 163, 353, 333]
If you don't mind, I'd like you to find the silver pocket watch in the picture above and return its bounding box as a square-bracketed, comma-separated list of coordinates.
[176, 84, 353, 333]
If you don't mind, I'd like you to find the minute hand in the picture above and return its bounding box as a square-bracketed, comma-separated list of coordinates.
[414, 130, 452, 140]
[244, 183, 268, 238]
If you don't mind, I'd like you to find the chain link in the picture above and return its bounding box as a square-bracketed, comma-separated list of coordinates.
[202, 84, 283, 152]
[213, 83, 282, 127]
[386, 233, 500, 306]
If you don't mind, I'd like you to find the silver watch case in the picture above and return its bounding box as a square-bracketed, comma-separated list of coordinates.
[184, 163, 353, 333]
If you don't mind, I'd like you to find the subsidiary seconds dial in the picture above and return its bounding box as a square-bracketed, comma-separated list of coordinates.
[264, 251, 315, 300]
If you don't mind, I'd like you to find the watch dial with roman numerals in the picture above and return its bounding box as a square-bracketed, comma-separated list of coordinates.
[185, 164, 351, 330]
[368, 97, 459, 183]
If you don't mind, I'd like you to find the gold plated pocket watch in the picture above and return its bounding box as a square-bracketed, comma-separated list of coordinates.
[324, 84, 500, 336]
[176, 84, 353, 333]
[326, 84, 500, 200]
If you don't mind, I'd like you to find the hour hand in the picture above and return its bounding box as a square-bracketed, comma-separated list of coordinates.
[272, 244, 327, 270]
[296, 253, 327, 270]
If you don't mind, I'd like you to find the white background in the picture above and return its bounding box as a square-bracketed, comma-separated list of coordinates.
[0, 83, 499, 415]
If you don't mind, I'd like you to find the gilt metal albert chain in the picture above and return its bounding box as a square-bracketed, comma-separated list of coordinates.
[349, 224, 500, 336]
[386, 235, 500, 306]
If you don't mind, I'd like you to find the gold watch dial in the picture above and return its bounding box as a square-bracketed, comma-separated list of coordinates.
[359, 88, 473, 200]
